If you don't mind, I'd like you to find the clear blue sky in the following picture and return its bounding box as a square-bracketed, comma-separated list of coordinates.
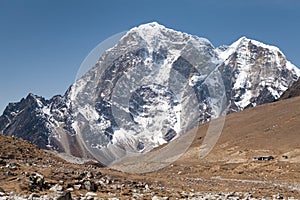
[0, 0, 300, 113]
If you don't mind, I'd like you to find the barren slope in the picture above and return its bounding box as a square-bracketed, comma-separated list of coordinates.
[1, 96, 300, 199]
[112, 96, 300, 198]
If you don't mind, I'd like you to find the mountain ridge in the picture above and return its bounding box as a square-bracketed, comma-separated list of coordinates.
[1, 95, 300, 199]
[0, 22, 299, 165]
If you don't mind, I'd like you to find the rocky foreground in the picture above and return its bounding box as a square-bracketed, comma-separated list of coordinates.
[0, 149, 268, 200]
[0, 133, 299, 200]
[2, 97, 300, 199]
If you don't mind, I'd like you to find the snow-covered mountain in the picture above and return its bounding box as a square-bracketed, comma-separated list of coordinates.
[217, 36, 300, 112]
[0, 22, 299, 165]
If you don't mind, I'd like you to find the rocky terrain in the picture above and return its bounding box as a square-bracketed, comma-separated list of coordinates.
[1, 96, 300, 199]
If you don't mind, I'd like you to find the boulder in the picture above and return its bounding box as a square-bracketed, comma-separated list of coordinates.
[84, 180, 96, 191]
[56, 191, 72, 200]
[50, 184, 64, 192]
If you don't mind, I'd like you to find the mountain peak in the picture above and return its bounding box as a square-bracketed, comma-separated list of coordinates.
[130, 21, 167, 34]
[1, 24, 300, 166]
[138, 21, 165, 29]
[237, 36, 248, 42]
[218, 36, 288, 63]
[234, 36, 283, 54]
[126, 22, 212, 53]
[228, 36, 250, 50]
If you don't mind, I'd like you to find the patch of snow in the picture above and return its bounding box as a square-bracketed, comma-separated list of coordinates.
[69, 79, 86, 101]
[34, 98, 44, 108]
[218, 37, 247, 61]
[42, 106, 51, 116]
[286, 61, 300, 77]
[71, 121, 80, 135]
[189, 74, 206, 87]
[267, 87, 280, 99]
[98, 115, 111, 130]
[78, 104, 99, 122]
[249, 39, 281, 53]
[112, 128, 138, 147]
[234, 70, 248, 89]
[235, 90, 253, 108]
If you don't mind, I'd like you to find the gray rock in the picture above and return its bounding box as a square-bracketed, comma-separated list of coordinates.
[50, 184, 64, 192]
[85, 192, 98, 200]
[144, 184, 151, 192]
[85, 192, 97, 197]
[66, 187, 74, 192]
[132, 193, 144, 198]
[180, 191, 189, 198]
[28, 173, 45, 191]
[110, 185, 117, 190]
[74, 184, 81, 190]
[274, 193, 284, 199]
[152, 196, 169, 200]
[56, 191, 72, 200]
[0, 159, 6, 166]
[5, 163, 19, 170]
[5, 171, 17, 176]
[84, 180, 96, 191]
[86, 171, 94, 179]
[97, 180, 105, 186]
[28, 193, 40, 200]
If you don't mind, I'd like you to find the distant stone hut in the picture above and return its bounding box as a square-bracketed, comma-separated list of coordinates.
[253, 155, 274, 161]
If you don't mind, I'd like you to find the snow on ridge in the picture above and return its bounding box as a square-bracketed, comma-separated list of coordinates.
[133, 21, 166, 31]
[127, 22, 213, 52]
[286, 61, 300, 77]
[219, 36, 284, 62]
[246, 37, 281, 53]
[68, 79, 86, 101]
[241, 37, 300, 77]
[217, 36, 247, 61]
[234, 36, 282, 53]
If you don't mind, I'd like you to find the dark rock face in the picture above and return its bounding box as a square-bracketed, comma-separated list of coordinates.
[0, 23, 299, 164]
[163, 129, 177, 142]
[57, 191, 72, 200]
[0, 93, 76, 153]
[279, 79, 300, 100]
[0, 94, 51, 149]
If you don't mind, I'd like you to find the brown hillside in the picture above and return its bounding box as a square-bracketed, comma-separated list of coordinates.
[112, 96, 300, 198]
[1, 96, 300, 198]
[280, 78, 300, 100]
